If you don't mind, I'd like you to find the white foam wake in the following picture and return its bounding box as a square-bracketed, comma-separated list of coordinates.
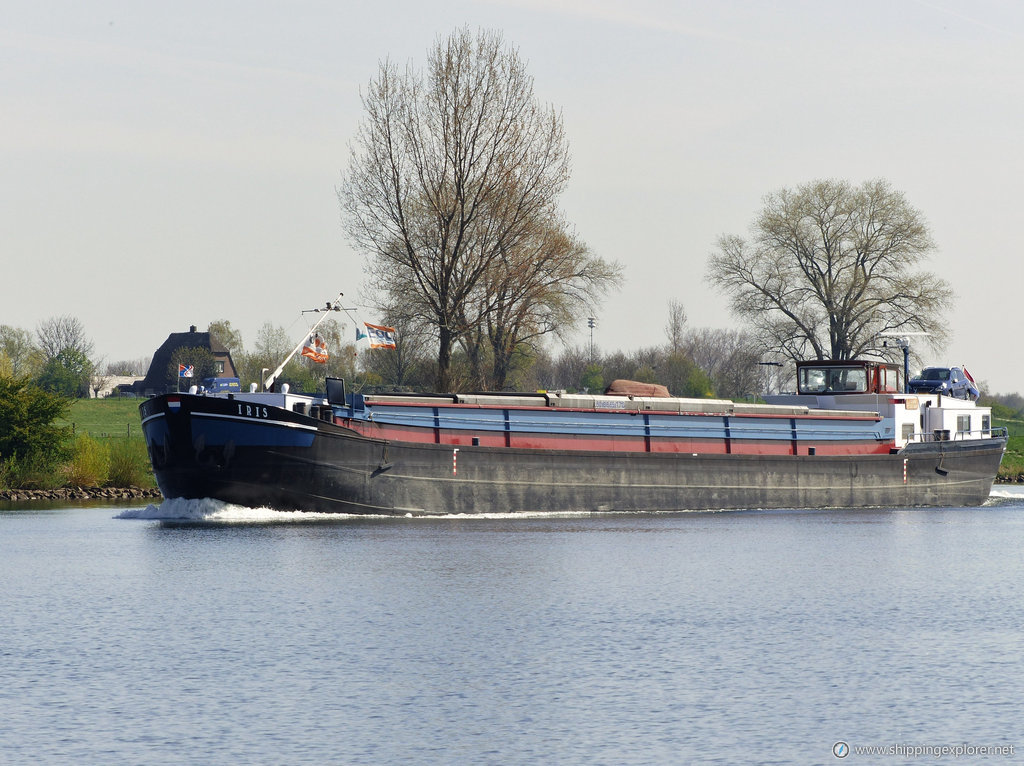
[114, 497, 344, 523]
[114, 485, 1024, 521]
[114, 498, 611, 522]
[988, 485, 1024, 501]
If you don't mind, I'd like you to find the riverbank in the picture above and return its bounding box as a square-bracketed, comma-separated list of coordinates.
[0, 486, 162, 503]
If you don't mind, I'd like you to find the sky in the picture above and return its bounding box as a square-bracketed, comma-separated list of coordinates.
[3, 0, 1023, 393]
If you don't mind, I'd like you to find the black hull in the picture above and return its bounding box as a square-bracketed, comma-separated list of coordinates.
[142, 395, 1006, 515]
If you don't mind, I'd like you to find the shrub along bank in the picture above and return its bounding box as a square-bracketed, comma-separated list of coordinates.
[0, 380, 157, 493]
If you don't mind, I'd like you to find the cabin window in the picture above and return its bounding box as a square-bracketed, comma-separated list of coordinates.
[982, 414, 991, 433]
[956, 415, 971, 434]
[901, 423, 915, 441]
[879, 367, 899, 393]
[798, 366, 867, 394]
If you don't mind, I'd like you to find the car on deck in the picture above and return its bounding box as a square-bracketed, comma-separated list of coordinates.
[908, 366, 979, 400]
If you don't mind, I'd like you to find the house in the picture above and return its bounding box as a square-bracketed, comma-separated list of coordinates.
[91, 374, 145, 398]
[133, 326, 238, 396]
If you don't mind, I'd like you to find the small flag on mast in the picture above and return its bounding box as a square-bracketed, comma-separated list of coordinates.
[301, 335, 329, 364]
[178, 364, 194, 378]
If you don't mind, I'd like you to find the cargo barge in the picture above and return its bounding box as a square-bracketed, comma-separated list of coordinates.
[140, 358, 1006, 514]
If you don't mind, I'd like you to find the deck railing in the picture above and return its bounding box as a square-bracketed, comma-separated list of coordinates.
[915, 427, 1008, 443]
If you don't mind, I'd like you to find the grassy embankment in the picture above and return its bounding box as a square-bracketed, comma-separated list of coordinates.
[58, 397, 156, 489]
[991, 403, 1024, 481]
[64, 397, 1024, 487]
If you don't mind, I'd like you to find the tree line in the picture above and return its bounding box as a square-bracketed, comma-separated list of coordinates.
[337, 27, 964, 399]
[0, 303, 767, 401]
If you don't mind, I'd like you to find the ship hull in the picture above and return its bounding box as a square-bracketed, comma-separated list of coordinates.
[141, 394, 1006, 514]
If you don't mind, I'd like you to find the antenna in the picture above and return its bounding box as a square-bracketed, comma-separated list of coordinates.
[879, 332, 931, 393]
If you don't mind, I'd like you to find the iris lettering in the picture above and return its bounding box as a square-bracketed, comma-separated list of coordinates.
[236, 404, 270, 419]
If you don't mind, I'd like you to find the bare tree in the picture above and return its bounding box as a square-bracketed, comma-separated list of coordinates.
[236, 323, 293, 387]
[90, 358, 113, 398]
[684, 327, 764, 398]
[340, 27, 573, 390]
[471, 219, 621, 389]
[707, 179, 952, 364]
[665, 300, 688, 353]
[105, 358, 150, 376]
[36, 315, 94, 360]
[361, 311, 435, 389]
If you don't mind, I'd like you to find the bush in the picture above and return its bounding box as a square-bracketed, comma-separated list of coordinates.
[0, 375, 72, 489]
[0, 453, 67, 490]
[0, 375, 71, 465]
[107, 438, 155, 488]
[65, 434, 109, 488]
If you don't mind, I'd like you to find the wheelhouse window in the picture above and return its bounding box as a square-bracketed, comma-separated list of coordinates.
[957, 414, 971, 434]
[878, 366, 901, 393]
[798, 366, 868, 394]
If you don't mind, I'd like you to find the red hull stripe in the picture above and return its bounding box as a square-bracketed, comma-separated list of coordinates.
[341, 420, 892, 456]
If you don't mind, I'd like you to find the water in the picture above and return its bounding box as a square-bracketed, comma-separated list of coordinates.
[3, 490, 1024, 765]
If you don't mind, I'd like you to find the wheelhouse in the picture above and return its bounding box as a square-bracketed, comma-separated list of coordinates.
[796, 360, 903, 395]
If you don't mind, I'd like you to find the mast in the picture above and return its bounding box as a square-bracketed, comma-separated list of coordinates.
[263, 293, 344, 391]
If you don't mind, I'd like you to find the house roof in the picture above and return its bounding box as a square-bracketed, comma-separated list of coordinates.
[137, 326, 237, 393]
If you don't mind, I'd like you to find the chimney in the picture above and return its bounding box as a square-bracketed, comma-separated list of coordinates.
[190, 325, 197, 333]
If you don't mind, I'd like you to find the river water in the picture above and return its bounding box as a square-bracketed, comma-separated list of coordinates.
[3, 489, 1024, 765]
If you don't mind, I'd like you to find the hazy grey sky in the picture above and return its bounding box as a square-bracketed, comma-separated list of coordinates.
[3, 0, 1022, 392]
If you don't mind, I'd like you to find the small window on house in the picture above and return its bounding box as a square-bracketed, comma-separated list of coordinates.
[956, 414, 971, 434]
[215, 360, 225, 374]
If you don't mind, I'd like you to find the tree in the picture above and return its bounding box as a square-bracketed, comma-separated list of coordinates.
[340, 27, 573, 391]
[36, 315, 94, 360]
[208, 320, 244, 356]
[665, 300, 688, 354]
[683, 327, 763, 399]
[168, 346, 217, 389]
[659, 351, 715, 398]
[235, 323, 296, 389]
[579, 363, 604, 394]
[37, 348, 93, 397]
[1, 325, 43, 378]
[0, 374, 71, 486]
[33, 316, 95, 397]
[474, 220, 621, 390]
[361, 313, 436, 390]
[105, 358, 149, 376]
[706, 179, 953, 364]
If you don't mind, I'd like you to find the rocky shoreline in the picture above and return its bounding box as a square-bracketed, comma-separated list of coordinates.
[0, 486, 163, 503]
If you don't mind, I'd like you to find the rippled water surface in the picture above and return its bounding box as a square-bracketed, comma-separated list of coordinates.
[3, 489, 1024, 765]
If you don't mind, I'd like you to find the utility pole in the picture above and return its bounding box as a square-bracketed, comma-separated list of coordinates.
[587, 317, 596, 363]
